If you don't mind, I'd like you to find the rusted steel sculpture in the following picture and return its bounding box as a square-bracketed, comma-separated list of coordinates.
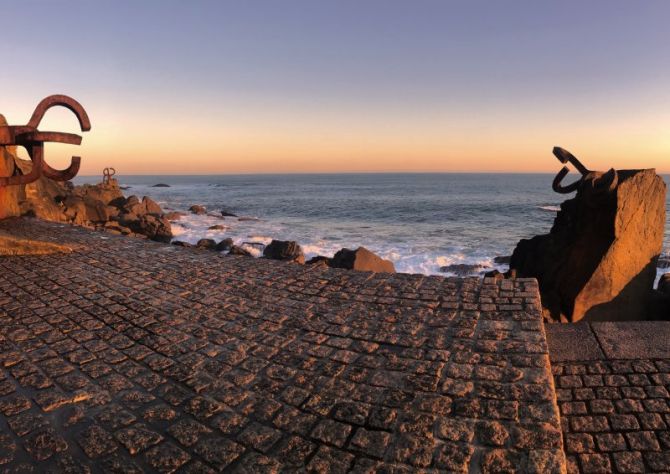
[102, 167, 116, 185]
[0, 95, 90, 186]
[552, 146, 618, 196]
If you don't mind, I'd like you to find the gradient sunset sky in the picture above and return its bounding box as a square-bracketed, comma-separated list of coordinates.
[2, 1, 669, 174]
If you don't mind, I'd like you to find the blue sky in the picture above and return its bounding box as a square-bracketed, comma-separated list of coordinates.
[1, 1, 668, 173]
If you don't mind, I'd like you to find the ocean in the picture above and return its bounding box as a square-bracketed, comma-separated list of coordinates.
[74, 173, 670, 280]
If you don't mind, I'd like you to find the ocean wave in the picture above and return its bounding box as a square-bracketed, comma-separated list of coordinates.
[538, 205, 561, 212]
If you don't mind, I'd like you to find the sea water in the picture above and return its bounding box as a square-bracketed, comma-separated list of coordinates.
[74, 173, 670, 280]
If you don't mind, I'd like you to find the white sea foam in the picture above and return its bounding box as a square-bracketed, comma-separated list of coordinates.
[538, 205, 561, 212]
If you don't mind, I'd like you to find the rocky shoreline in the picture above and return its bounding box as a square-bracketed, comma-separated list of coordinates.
[15, 173, 399, 274]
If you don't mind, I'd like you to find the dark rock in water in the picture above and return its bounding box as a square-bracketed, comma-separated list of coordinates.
[125, 214, 172, 243]
[221, 210, 237, 217]
[511, 168, 666, 322]
[440, 263, 491, 276]
[165, 211, 185, 221]
[331, 247, 395, 273]
[172, 240, 193, 247]
[263, 240, 305, 264]
[306, 256, 331, 267]
[196, 238, 217, 250]
[237, 216, 260, 222]
[493, 256, 511, 265]
[658, 274, 670, 295]
[216, 238, 234, 251]
[228, 245, 252, 257]
[120, 186, 131, 190]
[208, 224, 226, 230]
[152, 183, 170, 187]
[658, 256, 670, 269]
[189, 205, 206, 215]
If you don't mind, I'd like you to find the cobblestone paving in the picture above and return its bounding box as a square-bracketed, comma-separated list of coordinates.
[0, 218, 564, 473]
[553, 361, 670, 473]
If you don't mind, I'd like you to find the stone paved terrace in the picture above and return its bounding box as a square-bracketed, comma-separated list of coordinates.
[547, 322, 670, 473]
[0, 218, 565, 473]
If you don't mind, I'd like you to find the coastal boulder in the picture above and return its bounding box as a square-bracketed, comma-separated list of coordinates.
[510, 168, 666, 322]
[124, 214, 172, 243]
[165, 211, 185, 221]
[331, 247, 395, 273]
[190, 205, 206, 215]
[216, 238, 234, 251]
[658, 274, 670, 296]
[196, 238, 217, 250]
[141, 196, 162, 215]
[228, 245, 252, 257]
[263, 240, 305, 264]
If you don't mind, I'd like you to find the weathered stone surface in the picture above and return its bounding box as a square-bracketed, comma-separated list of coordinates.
[263, 239, 304, 264]
[189, 204, 206, 215]
[0, 218, 564, 472]
[330, 246, 395, 273]
[196, 238, 217, 250]
[511, 169, 666, 322]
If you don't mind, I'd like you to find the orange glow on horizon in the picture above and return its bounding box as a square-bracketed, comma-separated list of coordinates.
[6, 94, 670, 176]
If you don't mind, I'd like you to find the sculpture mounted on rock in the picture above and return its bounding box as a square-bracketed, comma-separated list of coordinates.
[510, 147, 666, 322]
[0, 95, 90, 219]
[0, 95, 90, 186]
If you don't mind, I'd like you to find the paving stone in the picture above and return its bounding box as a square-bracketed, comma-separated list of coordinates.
[193, 437, 244, 470]
[114, 423, 163, 455]
[76, 424, 118, 458]
[0, 433, 16, 465]
[552, 354, 670, 473]
[23, 428, 68, 461]
[612, 451, 645, 473]
[310, 419, 352, 448]
[143, 442, 190, 473]
[0, 219, 564, 473]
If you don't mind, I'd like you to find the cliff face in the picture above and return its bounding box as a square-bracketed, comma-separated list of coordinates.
[511, 169, 666, 322]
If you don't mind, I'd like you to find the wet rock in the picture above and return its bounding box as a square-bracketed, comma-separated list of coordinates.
[263, 240, 305, 264]
[165, 211, 185, 221]
[189, 205, 206, 215]
[658, 274, 670, 295]
[125, 215, 172, 243]
[208, 224, 226, 231]
[221, 210, 238, 217]
[172, 241, 193, 248]
[306, 256, 331, 267]
[152, 183, 170, 187]
[493, 256, 511, 265]
[658, 256, 670, 269]
[216, 238, 234, 252]
[228, 245, 252, 257]
[331, 247, 395, 273]
[196, 239, 217, 250]
[440, 264, 491, 276]
[511, 168, 666, 322]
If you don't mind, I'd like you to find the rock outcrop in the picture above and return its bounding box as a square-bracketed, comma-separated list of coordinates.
[511, 169, 666, 322]
[189, 205, 206, 215]
[0, 137, 173, 242]
[263, 240, 305, 264]
[331, 247, 396, 273]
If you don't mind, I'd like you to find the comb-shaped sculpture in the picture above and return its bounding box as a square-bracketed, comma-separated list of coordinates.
[0, 95, 90, 186]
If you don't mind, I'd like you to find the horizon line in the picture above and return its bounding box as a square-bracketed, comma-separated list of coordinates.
[76, 169, 670, 177]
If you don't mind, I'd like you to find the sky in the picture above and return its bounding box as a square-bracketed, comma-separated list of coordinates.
[0, 0, 668, 175]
